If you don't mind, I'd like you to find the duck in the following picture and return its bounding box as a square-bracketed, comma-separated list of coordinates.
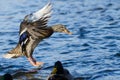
[3, 2, 72, 67]
[47, 61, 74, 80]
[0, 73, 13, 80]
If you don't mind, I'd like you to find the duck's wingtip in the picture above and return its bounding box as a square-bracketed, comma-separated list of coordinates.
[30, 1, 52, 22]
[47, 0, 52, 5]
[47, 1, 51, 5]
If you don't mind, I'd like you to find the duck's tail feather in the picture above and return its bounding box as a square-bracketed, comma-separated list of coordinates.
[3, 44, 24, 58]
[3, 53, 23, 58]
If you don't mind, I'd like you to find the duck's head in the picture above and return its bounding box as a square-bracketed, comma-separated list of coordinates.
[1, 73, 13, 80]
[51, 61, 64, 74]
[51, 24, 72, 35]
[48, 61, 68, 80]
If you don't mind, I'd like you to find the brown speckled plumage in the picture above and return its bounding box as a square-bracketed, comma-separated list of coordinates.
[3, 3, 72, 66]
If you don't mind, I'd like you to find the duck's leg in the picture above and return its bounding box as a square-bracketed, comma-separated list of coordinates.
[27, 56, 44, 67]
[25, 39, 44, 67]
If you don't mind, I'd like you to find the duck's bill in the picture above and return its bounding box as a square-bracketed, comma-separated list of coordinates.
[67, 31, 72, 35]
[64, 30, 72, 35]
[51, 68, 57, 74]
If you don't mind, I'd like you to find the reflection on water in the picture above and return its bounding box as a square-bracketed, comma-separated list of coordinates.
[0, 0, 120, 80]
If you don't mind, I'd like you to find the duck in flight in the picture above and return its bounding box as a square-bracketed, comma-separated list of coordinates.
[3, 3, 72, 67]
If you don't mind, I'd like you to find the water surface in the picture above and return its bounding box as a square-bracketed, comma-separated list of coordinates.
[0, 0, 120, 80]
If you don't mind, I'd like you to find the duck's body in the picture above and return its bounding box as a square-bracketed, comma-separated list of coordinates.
[0, 73, 13, 80]
[7, 26, 54, 58]
[3, 3, 72, 67]
[47, 61, 74, 80]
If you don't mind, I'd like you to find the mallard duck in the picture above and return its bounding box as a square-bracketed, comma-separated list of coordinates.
[47, 61, 74, 80]
[3, 3, 72, 67]
[0, 73, 13, 80]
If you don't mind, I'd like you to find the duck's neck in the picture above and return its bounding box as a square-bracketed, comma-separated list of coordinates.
[51, 25, 59, 32]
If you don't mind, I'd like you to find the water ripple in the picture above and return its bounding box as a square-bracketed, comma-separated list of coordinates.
[0, 0, 120, 80]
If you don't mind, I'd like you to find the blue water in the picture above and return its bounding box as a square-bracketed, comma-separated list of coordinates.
[0, 0, 120, 80]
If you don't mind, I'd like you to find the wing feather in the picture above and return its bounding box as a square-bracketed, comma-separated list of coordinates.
[19, 28, 29, 52]
[33, 2, 52, 21]
[20, 2, 52, 35]
[22, 2, 52, 27]
[19, 2, 52, 53]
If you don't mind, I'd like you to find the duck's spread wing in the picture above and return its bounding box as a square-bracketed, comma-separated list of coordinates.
[23, 2, 52, 28]
[19, 2, 52, 42]
[19, 2, 52, 53]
